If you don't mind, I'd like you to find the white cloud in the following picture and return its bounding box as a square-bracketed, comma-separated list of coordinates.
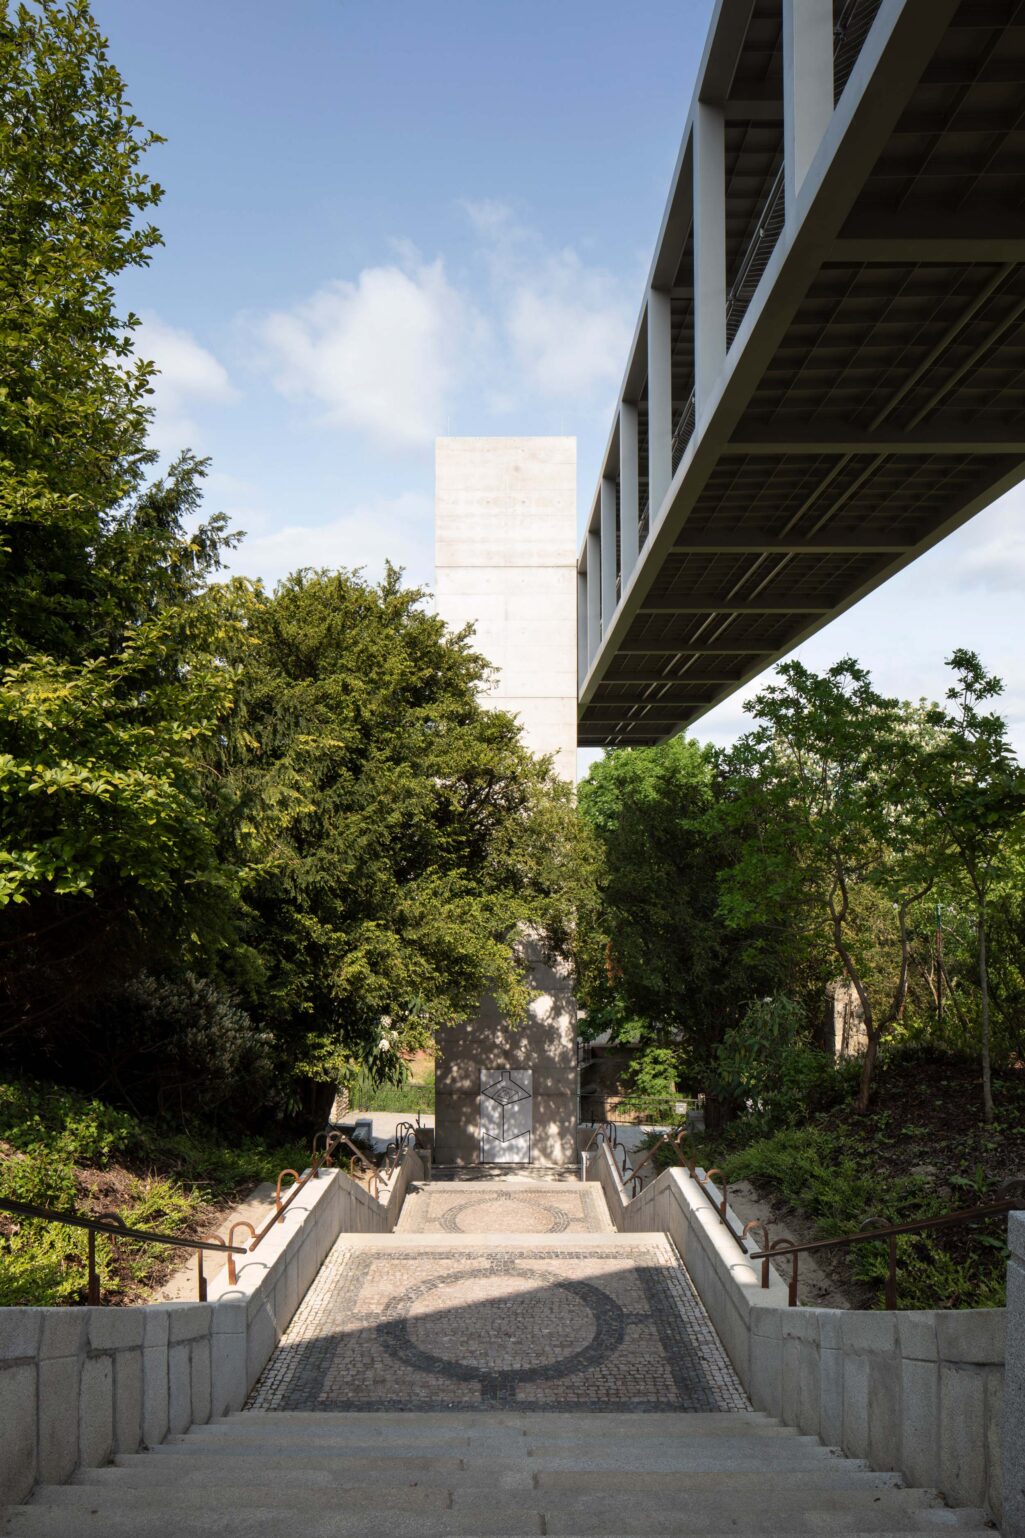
[137, 313, 236, 455]
[465, 200, 634, 404]
[259, 257, 469, 449]
[223, 490, 434, 593]
[955, 487, 1025, 593]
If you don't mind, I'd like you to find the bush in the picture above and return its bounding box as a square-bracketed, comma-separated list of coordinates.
[0, 1074, 310, 1306]
[720, 1125, 1006, 1309]
[90, 972, 278, 1123]
[0, 1079, 142, 1165]
[713, 997, 853, 1129]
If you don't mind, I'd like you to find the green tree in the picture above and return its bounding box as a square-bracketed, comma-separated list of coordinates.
[0, 3, 246, 1039]
[218, 568, 590, 1087]
[720, 660, 934, 1113]
[0, 0, 163, 660]
[576, 737, 782, 1119]
[916, 651, 1025, 1122]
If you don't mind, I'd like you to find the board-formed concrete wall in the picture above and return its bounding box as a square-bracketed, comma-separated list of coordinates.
[0, 1150, 422, 1506]
[435, 435, 577, 780]
[434, 437, 579, 1166]
[435, 939, 578, 1166]
[587, 1143, 1009, 1524]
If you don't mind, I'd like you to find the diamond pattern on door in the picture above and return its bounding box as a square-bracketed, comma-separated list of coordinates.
[480, 1068, 532, 1163]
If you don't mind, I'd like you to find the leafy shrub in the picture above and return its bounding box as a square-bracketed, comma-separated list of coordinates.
[713, 997, 853, 1129]
[94, 972, 278, 1123]
[720, 1125, 1007, 1309]
[0, 1079, 142, 1166]
[629, 1046, 678, 1099]
[0, 1073, 310, 1305]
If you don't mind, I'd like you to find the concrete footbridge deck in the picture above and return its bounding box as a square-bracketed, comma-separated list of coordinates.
[577, 0, 1025, 746]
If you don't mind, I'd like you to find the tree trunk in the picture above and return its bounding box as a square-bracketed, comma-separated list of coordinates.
[978, 909, 994, 1124]
[855, 1030, 879, 1114]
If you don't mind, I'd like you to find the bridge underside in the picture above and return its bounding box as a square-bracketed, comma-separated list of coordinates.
[578, 0, 1025, 747]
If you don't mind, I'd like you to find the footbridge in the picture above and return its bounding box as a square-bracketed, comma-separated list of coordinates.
[578, 0, 1025, 746]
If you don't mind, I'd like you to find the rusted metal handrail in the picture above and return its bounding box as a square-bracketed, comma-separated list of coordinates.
[748, 1184, 1025, 1309]
[0, 1196, 244, 1305]
[3, 1122, 421, 1307]
[624, 1127, 688, 1196]
[247, 1131, 379, 1256]
[581, 1120, 619, 1153]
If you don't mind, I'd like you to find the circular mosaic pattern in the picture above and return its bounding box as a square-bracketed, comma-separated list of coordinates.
[377, 1260, 625, 1395]
[438, 1191, 572, 1235]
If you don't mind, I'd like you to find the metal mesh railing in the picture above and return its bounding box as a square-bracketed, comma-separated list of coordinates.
[622, 3, 882, 543]
[834, 0, 883, 102]
[725, 162, 786, 349]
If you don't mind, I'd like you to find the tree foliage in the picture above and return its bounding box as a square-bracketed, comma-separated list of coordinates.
[575, 736, 785, 1119]
[0, 4, 247, 1040]
[720, 659, 935, 1111]
[914, 650, 1025, 1120]
[0, 4, 593, 1122]
[218, 568, 590, 1085]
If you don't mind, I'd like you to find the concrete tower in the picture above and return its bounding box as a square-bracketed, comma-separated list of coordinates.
[433, 436, 579, 1166]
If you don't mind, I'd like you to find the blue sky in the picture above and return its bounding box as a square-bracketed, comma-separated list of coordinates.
[94, 0, 1025, 761]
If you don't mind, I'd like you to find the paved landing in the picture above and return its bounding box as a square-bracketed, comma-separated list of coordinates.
[247, 1233, 748, 1414]
[396, 1182, 613, 1234]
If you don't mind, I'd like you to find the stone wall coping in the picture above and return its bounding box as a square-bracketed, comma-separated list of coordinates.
[1008, 1208, 1024, 1260]
[0, 1146, 424, 1508]
[593, 1136, 1011, 1525]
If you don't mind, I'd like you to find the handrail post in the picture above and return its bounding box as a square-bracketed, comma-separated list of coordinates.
[87, 1228, 100, 1306]
[790, 1248, 799, 1308]
[886, 1233, 898, 1310]
[197, 1250, 207, 1302]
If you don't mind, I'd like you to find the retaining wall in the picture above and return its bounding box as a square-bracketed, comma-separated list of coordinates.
[1005, 1211, 1025, 1536]
[0, 1149, 423, 1505]
[586, 1141, 1008, 1525]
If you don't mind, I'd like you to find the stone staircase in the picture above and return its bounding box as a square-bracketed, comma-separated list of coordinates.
[2, 1409, 994, 1535]
[1, 1180, 1003, 1534]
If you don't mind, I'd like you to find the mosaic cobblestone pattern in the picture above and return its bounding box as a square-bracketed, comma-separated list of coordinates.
[247, 1236, 749, 1414]
[396, 1183, 614, 1235]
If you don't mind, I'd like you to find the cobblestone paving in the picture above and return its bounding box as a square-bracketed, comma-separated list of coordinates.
[396, 1183, 614, 1235]
[247, 1234, 749, 1414]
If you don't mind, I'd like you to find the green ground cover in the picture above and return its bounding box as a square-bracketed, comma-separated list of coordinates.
[0, 1078, 307, 1306]
[644, 1048, 1023, 1310]
[351, 1067, 435, 1114]
[352, 1081, 435, 1114]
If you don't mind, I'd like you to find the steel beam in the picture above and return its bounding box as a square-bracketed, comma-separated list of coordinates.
[638, 600, 829, 614]
[783, 0, 834, 205]
[600, 476, 618, 633]
[617, 643, 776, 656]
[727, 423, 1025, 454]
[578, 0, 960, 720]
[693, 101, 726, 418]
[669, 532, 911, 553]
[620, 403, 640, 583]
[647, 290, 673, 516]
[586, 530, 601, 666]
[601, 672, 744, 685]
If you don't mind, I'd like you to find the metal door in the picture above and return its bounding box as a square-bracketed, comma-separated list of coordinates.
[479, 1068, 532, 1163]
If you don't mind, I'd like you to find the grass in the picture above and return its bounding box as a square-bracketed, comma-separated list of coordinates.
[0, 1077, 308, 1307]
[351, 1062, 435, 1114]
